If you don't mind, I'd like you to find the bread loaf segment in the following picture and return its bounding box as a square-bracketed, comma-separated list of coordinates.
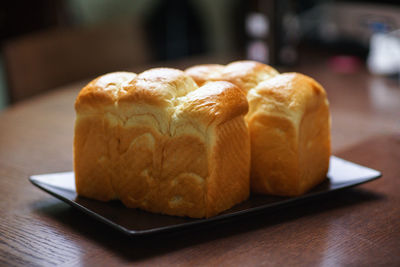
[247, 73, 330, 195]
[186, 62, 331, 196]
[74, 72, 138, 201]
[74, 69, 250, 218]
[173, 81, 250, 216]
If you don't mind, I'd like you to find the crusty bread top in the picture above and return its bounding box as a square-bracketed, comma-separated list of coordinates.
[186, 61, 328, 125]
[175, 80, 248, 126]
[75, 72, 137, 108]
[121, 68, 198, 107]
[75, 68, 248, 128]
[185, 60, 279, 93]
[247, 72, 329, 126]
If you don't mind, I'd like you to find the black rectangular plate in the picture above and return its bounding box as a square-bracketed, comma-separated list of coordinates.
[30, 156, 381, 236]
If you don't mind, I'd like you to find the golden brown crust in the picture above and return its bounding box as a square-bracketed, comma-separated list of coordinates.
[74, 69, 250, 218]
[206, 116, 250, 216]
[186, 60, 278, 93]
[177, 81, 248, 127]
[184, 64, 224, 87]
[120, 68, 198, 106]
[186, 62, 331, 196]
[75, 72, 137, 111]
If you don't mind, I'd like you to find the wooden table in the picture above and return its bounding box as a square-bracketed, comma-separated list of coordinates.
[1, 56, 399, 266]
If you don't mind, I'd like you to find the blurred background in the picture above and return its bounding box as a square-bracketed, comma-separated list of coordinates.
[0, 0, 399, 109]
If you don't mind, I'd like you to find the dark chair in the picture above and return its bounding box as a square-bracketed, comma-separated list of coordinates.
[3, 19, 150, 103]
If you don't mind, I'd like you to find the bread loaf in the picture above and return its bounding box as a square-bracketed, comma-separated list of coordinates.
[186, 61, 331, 196]
[74, 69, 250, 218]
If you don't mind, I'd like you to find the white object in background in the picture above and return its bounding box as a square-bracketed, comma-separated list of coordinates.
[367, 30, 400, 75]
[246, 13, 269, 38]
[247, 40, 269, 63]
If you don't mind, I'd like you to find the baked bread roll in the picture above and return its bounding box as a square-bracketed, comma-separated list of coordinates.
[74, 69, 250, 218]
[186, 61, 331, 196]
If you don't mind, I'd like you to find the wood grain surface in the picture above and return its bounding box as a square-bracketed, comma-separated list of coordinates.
[0, 56, 399, 266]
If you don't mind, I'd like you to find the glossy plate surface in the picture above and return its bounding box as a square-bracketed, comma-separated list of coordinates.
[30, 156, 381, 236]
